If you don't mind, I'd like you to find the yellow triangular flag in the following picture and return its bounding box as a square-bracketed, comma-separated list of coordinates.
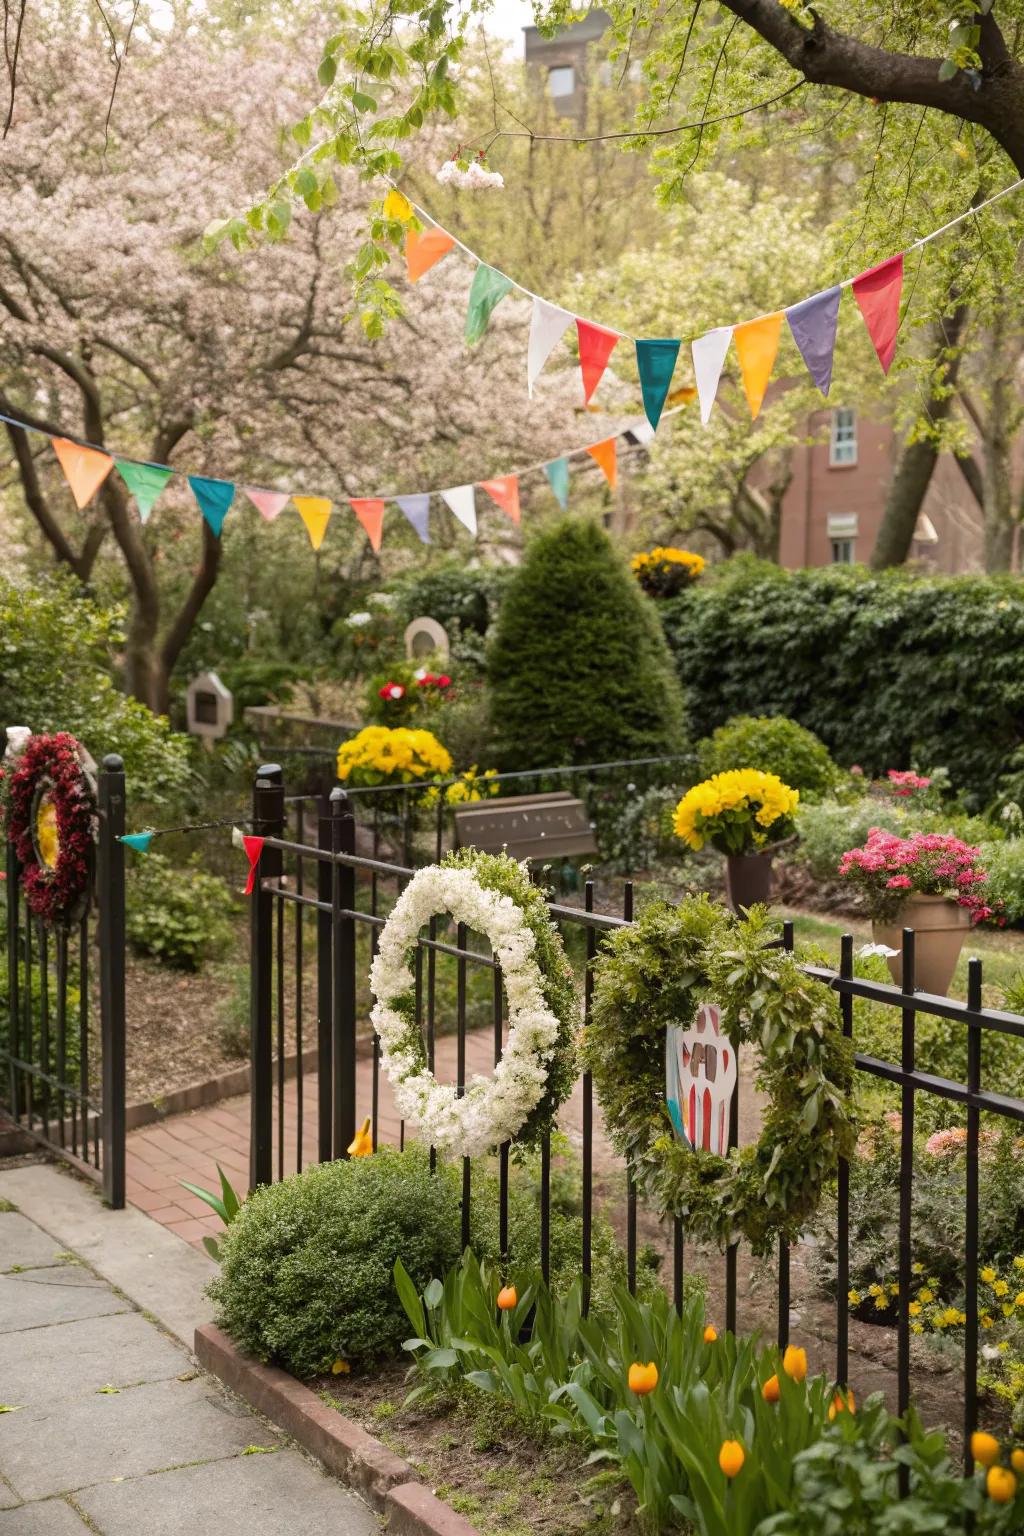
[733, 312, 783, 420]
[383, 189, 414, 222]
[293, 495, 332, 551]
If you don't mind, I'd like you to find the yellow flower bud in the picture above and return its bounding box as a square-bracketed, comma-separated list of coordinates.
[972, 1432, 1000, 1469]
[718, 1440, 745, 1478]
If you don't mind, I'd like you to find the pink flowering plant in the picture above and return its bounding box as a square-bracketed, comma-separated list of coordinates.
[837, 828, 998, 924]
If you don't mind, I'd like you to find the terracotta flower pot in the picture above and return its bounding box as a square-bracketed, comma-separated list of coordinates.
[725, 852, 774, 914]
[873, 893, 972, 996]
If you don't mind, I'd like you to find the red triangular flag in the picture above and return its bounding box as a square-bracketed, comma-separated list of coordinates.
[852, 254, 904, 375]
[576, 319, 620, 406]
[351, 498, 385, 553]
[586, 438, 618, 490]
[243, 835, 265, 896]
[480, 475, 520, 525]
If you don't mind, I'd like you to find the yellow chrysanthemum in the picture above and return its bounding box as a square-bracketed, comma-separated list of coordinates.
[336, 726, 453, 786]
[673, 770, 799, 852]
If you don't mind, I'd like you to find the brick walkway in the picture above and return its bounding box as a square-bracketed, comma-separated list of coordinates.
[126, 1027, 600, 1250]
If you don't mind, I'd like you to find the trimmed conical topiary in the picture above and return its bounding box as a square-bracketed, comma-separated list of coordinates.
[487, 519, 686, 769]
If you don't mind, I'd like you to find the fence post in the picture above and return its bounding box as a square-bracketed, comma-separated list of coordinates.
[316, 796, 334, 1164]
[250, 764, 283, 1190]
[5, 813, 20, 1121]
[97, 754, 126, 1209]
[331, 788, 357, 1160]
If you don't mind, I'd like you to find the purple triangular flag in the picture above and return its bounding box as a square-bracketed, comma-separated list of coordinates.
[395, 493, 431, 544]
[786, 286, 841, 397]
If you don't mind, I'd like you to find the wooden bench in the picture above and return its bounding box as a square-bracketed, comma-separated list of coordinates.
[452, 791, 597, 862]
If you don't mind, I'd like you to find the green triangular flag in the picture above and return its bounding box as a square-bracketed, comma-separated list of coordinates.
[119, 832, 154, 852]
[116, 460, 174, 525]
[635, 338, 682, 431]
[544, 458, 569, 509]
[465, 264, 514, 346]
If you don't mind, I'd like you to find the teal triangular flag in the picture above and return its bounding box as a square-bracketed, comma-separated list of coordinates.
[544, 458, 569, 509]
[635, 338, 682, 431]
[119, 832, 154, 852]
[115, 460, 173, 524]
[465, 264, 514, 346]
[188, 475, 235, 536]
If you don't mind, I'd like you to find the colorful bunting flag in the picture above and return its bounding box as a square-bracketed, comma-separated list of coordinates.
[188, 475, 235, 536]
[406, 226, 456, 284]
[52, 438, 114, 509]
[635, 339, 682, 431]
[587, 438, 617, 490]
[577, 320, 620, 406]
[733, 312, 783, 420]
[118, 832, 154, 853]
[441, 485, 477, 536]
[384, 189, 414, 222]
[115, 459, 173, 524]
[351, 497, 385, 552]
[395, 493, 431, 543]
[480, 475, 521, 525]
[243, 487, 290, 523]
[853, 254, 904, 375]
[544, 458, 569, 509]
[691, 328, 734, 425]
[465, 264, 514, 345]
[786, 287, 842, 397]
[242, 834, 265, 896]
[527, 299, 574, 397]
[293, 495, 332, 550]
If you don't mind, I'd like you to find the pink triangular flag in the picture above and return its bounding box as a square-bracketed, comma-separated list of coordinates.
[351, 498, 385, 553]
[853, 254, 904, 375]
[52, 438, 114, 509]
[480, 476, 520, 525]
[577, 320, 620, 406]
[243, 835, 265, 896]
[244, 487, 289, 523]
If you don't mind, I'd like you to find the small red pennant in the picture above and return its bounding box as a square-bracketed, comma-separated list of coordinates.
[479, 475, 520, 525]
[243, 835, 265, 896]
[576, 319, 620, 406]
[351, 498, 385, 553]
[852, 254, 904, 375]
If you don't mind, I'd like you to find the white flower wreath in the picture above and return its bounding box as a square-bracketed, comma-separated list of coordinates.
[370, 862, 564, 1158]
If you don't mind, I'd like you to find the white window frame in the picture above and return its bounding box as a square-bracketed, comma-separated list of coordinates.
[830, 537, 855, 565]
[829, 407, 858, 468]
[547, 65, 575, 98]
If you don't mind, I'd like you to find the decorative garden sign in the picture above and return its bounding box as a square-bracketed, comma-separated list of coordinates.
[403, 616, 450, 662]
[586, 895, 855, 1254]
[369, 849, 577, 1158]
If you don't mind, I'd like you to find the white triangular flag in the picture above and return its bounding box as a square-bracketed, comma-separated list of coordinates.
[441, 485, 477, 536]
[527, 298, 575, 397]
[395, 493, 431, 544]
[628, 420, 656, 445]
[691, 327, 734, 425]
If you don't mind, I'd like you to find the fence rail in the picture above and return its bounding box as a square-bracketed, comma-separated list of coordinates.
[248, 764, 1024, 1472]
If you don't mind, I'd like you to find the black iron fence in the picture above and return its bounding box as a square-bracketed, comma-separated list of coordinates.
[0, 754, 126, 1206]
[249, 764, 1024, 1471]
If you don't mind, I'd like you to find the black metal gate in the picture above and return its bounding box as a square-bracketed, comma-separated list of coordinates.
[1, 752, 126, 1206]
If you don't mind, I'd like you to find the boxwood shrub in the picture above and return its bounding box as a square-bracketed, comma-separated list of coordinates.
[697, 714, 838, 800]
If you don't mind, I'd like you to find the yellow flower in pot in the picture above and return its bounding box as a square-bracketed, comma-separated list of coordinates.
[673, 769, 799, 913]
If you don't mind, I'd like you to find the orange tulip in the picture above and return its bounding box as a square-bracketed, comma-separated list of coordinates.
[783, 1345, 807, 1382]
[972, 1432, 1001, 1469]
[628, 1361, 658, 1396]
[761, 1374, 780, 1404]
[347, 1116, 373, 1157]
[829, 1388, 856, 1421]
[703, 1325, 718, 1343]
[1012, 1448, 1024, 1475]
[987, 1466, 1017, 1504]
[719, 1439, 745, 1479]
[496, 1285, 517, 1311]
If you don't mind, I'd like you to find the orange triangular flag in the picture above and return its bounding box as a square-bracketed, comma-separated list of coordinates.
[292, 495, 332, 551]
[586, 438, 617, 490]
[406, 227, 456, 284]
[351, 498, 386, 553]
[733, 312, 783, 420]
[52, 438, 115, 509]
[480, 475, 521, 525]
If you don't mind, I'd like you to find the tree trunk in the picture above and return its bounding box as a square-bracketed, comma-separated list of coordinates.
[982, 397, 1014, 572]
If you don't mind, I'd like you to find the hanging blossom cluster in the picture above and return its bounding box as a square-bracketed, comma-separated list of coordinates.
[370, 863, 560, 1157]
[436, 150, 504, 191]
[837, 829, 1000, 924]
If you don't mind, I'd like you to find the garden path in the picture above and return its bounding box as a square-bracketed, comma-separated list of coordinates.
[0, 1200, 379, 1535]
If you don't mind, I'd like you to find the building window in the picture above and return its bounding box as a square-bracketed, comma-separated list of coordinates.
[548, 65, 575, 98]
[829, 407, 857, 467]
[830, 538, 855, 564]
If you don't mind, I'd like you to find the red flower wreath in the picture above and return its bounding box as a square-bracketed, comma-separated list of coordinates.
[3, 733, 95, 925]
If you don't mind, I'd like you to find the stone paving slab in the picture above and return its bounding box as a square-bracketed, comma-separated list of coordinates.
[0, 1268, 127, 1334]
[0, 1376, 274, 1501]
[0, 1311, 188, 1408]
[0, 1212, 72, 1273]
[75, 1445, 380, 1535]
[0, 1500, 92, 1533]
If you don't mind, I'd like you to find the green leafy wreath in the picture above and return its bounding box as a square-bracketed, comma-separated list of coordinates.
[585, 896, 855, 1255]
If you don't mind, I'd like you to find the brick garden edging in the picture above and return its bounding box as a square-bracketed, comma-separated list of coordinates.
[195, 1322, 481, 1536]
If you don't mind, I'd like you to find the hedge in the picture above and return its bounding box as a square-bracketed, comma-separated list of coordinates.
[658, 560, 1024, 809]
